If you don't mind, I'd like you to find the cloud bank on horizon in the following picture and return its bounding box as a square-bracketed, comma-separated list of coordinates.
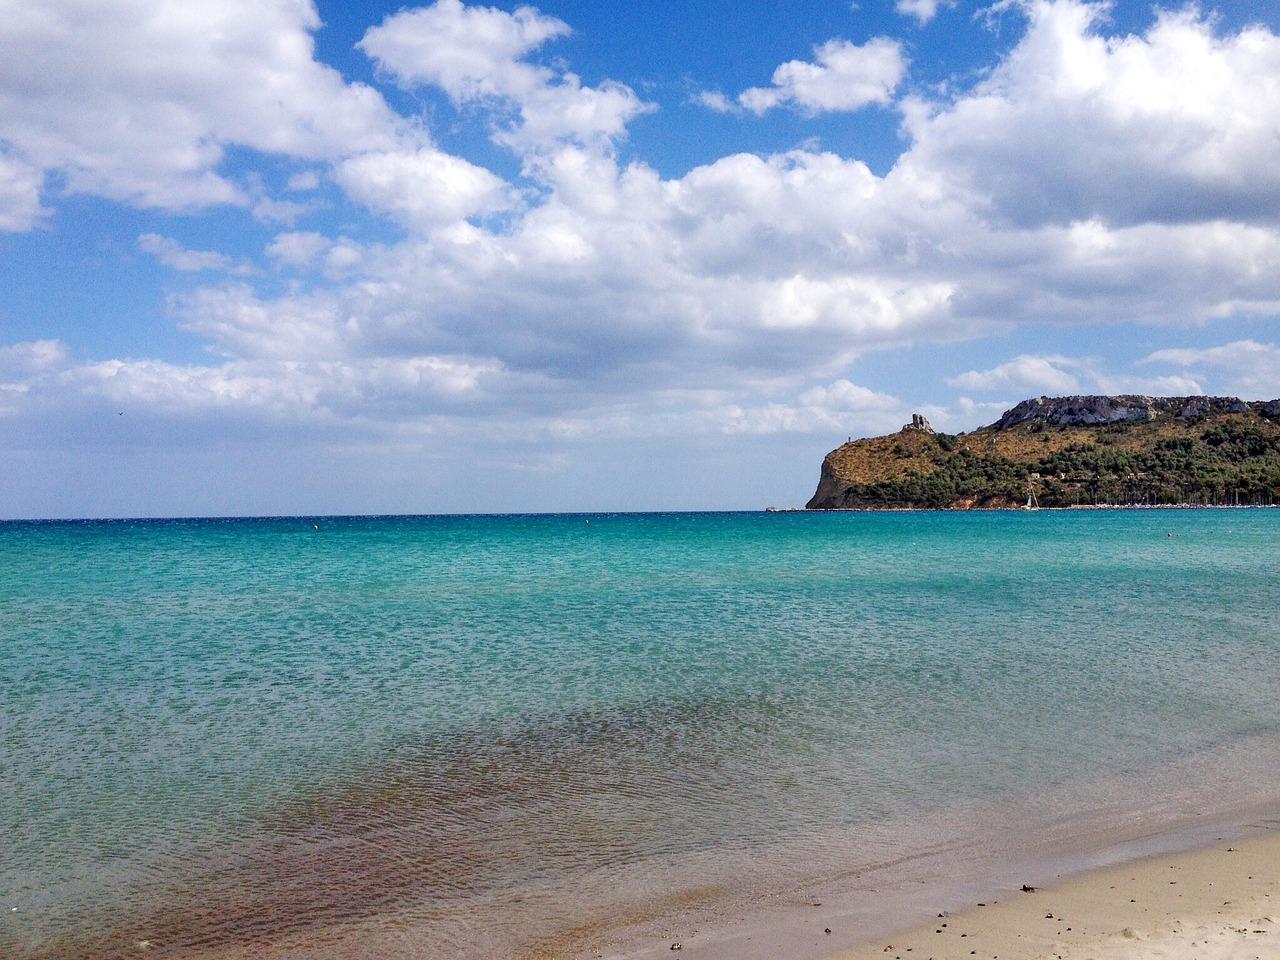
[2, 0, 1280, 515]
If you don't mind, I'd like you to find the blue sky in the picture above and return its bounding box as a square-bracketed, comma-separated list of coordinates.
[2, 0, 1280, 517]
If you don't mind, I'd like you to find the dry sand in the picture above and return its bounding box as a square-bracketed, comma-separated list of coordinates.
[826, 832, 1280, 960]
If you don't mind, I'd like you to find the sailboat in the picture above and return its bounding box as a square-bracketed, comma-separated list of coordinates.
[1023, 479, 1040, 511]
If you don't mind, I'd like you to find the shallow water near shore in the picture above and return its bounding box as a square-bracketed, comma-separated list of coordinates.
[2, 510, 1279, 959]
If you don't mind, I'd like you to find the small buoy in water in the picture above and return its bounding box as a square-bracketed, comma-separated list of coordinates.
[313, 525, 319, 531]
[1167, 531, 1173, 537]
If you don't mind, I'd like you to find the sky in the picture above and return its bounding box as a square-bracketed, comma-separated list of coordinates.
[2, 0, 1280, 517]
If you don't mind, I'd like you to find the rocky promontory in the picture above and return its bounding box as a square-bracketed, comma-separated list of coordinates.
[807, 395, 1280, 510]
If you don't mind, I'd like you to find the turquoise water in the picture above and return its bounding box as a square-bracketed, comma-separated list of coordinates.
[2, 511, 1278, 959]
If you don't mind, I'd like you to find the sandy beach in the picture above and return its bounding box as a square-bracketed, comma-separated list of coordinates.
[825, 833, 1280, 960]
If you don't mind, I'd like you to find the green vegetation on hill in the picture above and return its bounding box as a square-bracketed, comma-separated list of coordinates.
[807, 399, 1280, 510]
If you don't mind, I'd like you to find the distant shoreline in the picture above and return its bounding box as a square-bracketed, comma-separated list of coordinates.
[794, 503, 1280, 512]
[5, 504, 1280, 523]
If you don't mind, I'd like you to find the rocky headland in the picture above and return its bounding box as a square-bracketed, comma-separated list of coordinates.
[807, 395, 1280, 510]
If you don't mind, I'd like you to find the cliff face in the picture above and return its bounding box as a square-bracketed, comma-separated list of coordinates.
[807, 396, 1280, 510]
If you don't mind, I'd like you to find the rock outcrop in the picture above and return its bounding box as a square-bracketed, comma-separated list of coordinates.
[993, 395, 1250, 430]
[902, 413, 935, 433]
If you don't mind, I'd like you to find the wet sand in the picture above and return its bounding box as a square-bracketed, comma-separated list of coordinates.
[588, 801, 1280, 960]
[24, 805, 1277, 960]
[828, 831, 1280, 960]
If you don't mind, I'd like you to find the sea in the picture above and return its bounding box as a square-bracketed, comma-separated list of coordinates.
[2, 510, 1279, 960]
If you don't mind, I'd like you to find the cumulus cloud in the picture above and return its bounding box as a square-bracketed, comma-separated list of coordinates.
[927, 396, 1019, 431]
[896, 0, 955, 26]
[286, 170, 321, 193]
[80, 356, 501, 418]
[797, 379, 904, 424]
[359, 0, 652, 154]
[947, 354, 1083, 393]
[0, 339, 69, 376]
[949, 353, 1205, 397]
[266, 232, 332, 269]
[0, 0, 411, 218]
[333, 148, 514, 230]
[1142, 340, 1280, 398]
[149, 148, 967, 394]
[2, 349, 514, 427]
[694, 91, 737, 113]
[736, 38, 907, 115]
[900, 0, 1280, 226]
[138, 234, 255, 275]
[2, 341, 913, 452]
[0, 150, 46, 232]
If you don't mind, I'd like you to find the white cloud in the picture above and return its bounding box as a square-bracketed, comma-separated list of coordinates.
[3, 352, 511, 426]
[925, 396, 1018, 432]
[0, 150, 46, 232]
[798, 379, 903, 420]
[0, 0, 411, 216]
[694, 90, 737, 114]
[737, 38, 907, 115]
[158, 147, 969, 396]
[263, 232, 370, 278]
[3, 343, 913, 446]
[138, 234, 254, 275]
[1121, 374, 1208, 396]
[286, 170, 321, 192]
[1142, 340, 1280, 398]
[361, 0, 572, 98]
[900, 1, 1280, 226]
[948, 353, 1205, 397]
[175, 285, 361, 362]
[114, 113, 1275, 440]
[334, 147, 513, 230]
[947, 354, 1083, 393]
[0, 339, 68, 375]
[896, 0, 954, 26]
[267, 231, 332, 269]
[756, 274, 954, 334]
[250, 196, 311, 227]
[359, 0, 652, 154]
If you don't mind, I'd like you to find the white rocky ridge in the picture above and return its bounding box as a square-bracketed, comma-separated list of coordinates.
[993, 395, 1258, 430]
